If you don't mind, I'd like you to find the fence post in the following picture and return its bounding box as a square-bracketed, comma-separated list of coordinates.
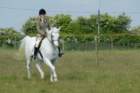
[95, 36, 99, 65]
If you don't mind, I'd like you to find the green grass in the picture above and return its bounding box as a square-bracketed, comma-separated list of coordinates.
[0, 48, 140, 93]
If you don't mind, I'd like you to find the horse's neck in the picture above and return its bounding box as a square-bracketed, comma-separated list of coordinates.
[43, 37, 53, 47]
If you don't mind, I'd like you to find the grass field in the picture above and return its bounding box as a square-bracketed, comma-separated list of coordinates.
[0, 48, 140, 93]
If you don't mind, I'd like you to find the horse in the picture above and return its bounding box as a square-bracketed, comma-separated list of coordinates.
[20, 27, 60, 82]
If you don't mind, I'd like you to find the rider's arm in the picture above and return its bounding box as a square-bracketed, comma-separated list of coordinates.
[46, 16, 51, 30]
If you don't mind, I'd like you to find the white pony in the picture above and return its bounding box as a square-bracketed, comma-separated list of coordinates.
[20, 27, 60, 82]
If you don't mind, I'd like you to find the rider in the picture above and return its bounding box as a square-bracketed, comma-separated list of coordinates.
[33, 8, 63, 59]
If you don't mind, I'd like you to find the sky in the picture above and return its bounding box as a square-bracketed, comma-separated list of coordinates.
[0, 0, 140, 31]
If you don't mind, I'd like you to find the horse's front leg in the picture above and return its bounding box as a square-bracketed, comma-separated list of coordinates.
[44, 58, 58, 82]
[35, 62, 44, 79]
[26, 59, 31, 79]
[48, 67, 57, 82]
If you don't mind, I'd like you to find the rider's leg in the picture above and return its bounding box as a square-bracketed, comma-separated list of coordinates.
[34, 34, 41, 59]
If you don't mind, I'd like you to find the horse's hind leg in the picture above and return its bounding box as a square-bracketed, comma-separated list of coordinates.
[35, 62, 44, 79]
[26, 59, 31, 79]
[44, 58, 58, 82]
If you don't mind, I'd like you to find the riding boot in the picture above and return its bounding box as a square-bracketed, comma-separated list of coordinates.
[58, 47, 64, 57]
[34, 47, 39, 59]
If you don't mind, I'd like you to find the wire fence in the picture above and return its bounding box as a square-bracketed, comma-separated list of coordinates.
[64, 41, 140, 51]
[1, 38, 140, 50]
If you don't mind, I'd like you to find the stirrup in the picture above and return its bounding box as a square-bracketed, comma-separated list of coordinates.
[59, 52, 64, 57]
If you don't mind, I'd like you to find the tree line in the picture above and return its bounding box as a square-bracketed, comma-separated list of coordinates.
[1, 13, 140, 49]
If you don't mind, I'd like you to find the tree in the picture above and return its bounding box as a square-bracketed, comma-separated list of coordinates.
[115, 13, 131, 32]
[0, 28, 21, 47]
[22, 17, 37, 36]
[53, 14, 72, 33]
[77, 16, 88, 33]
[98, 13, 131, 33]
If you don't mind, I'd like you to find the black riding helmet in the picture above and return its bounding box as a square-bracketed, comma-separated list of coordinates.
[39, 8, 46, 15]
